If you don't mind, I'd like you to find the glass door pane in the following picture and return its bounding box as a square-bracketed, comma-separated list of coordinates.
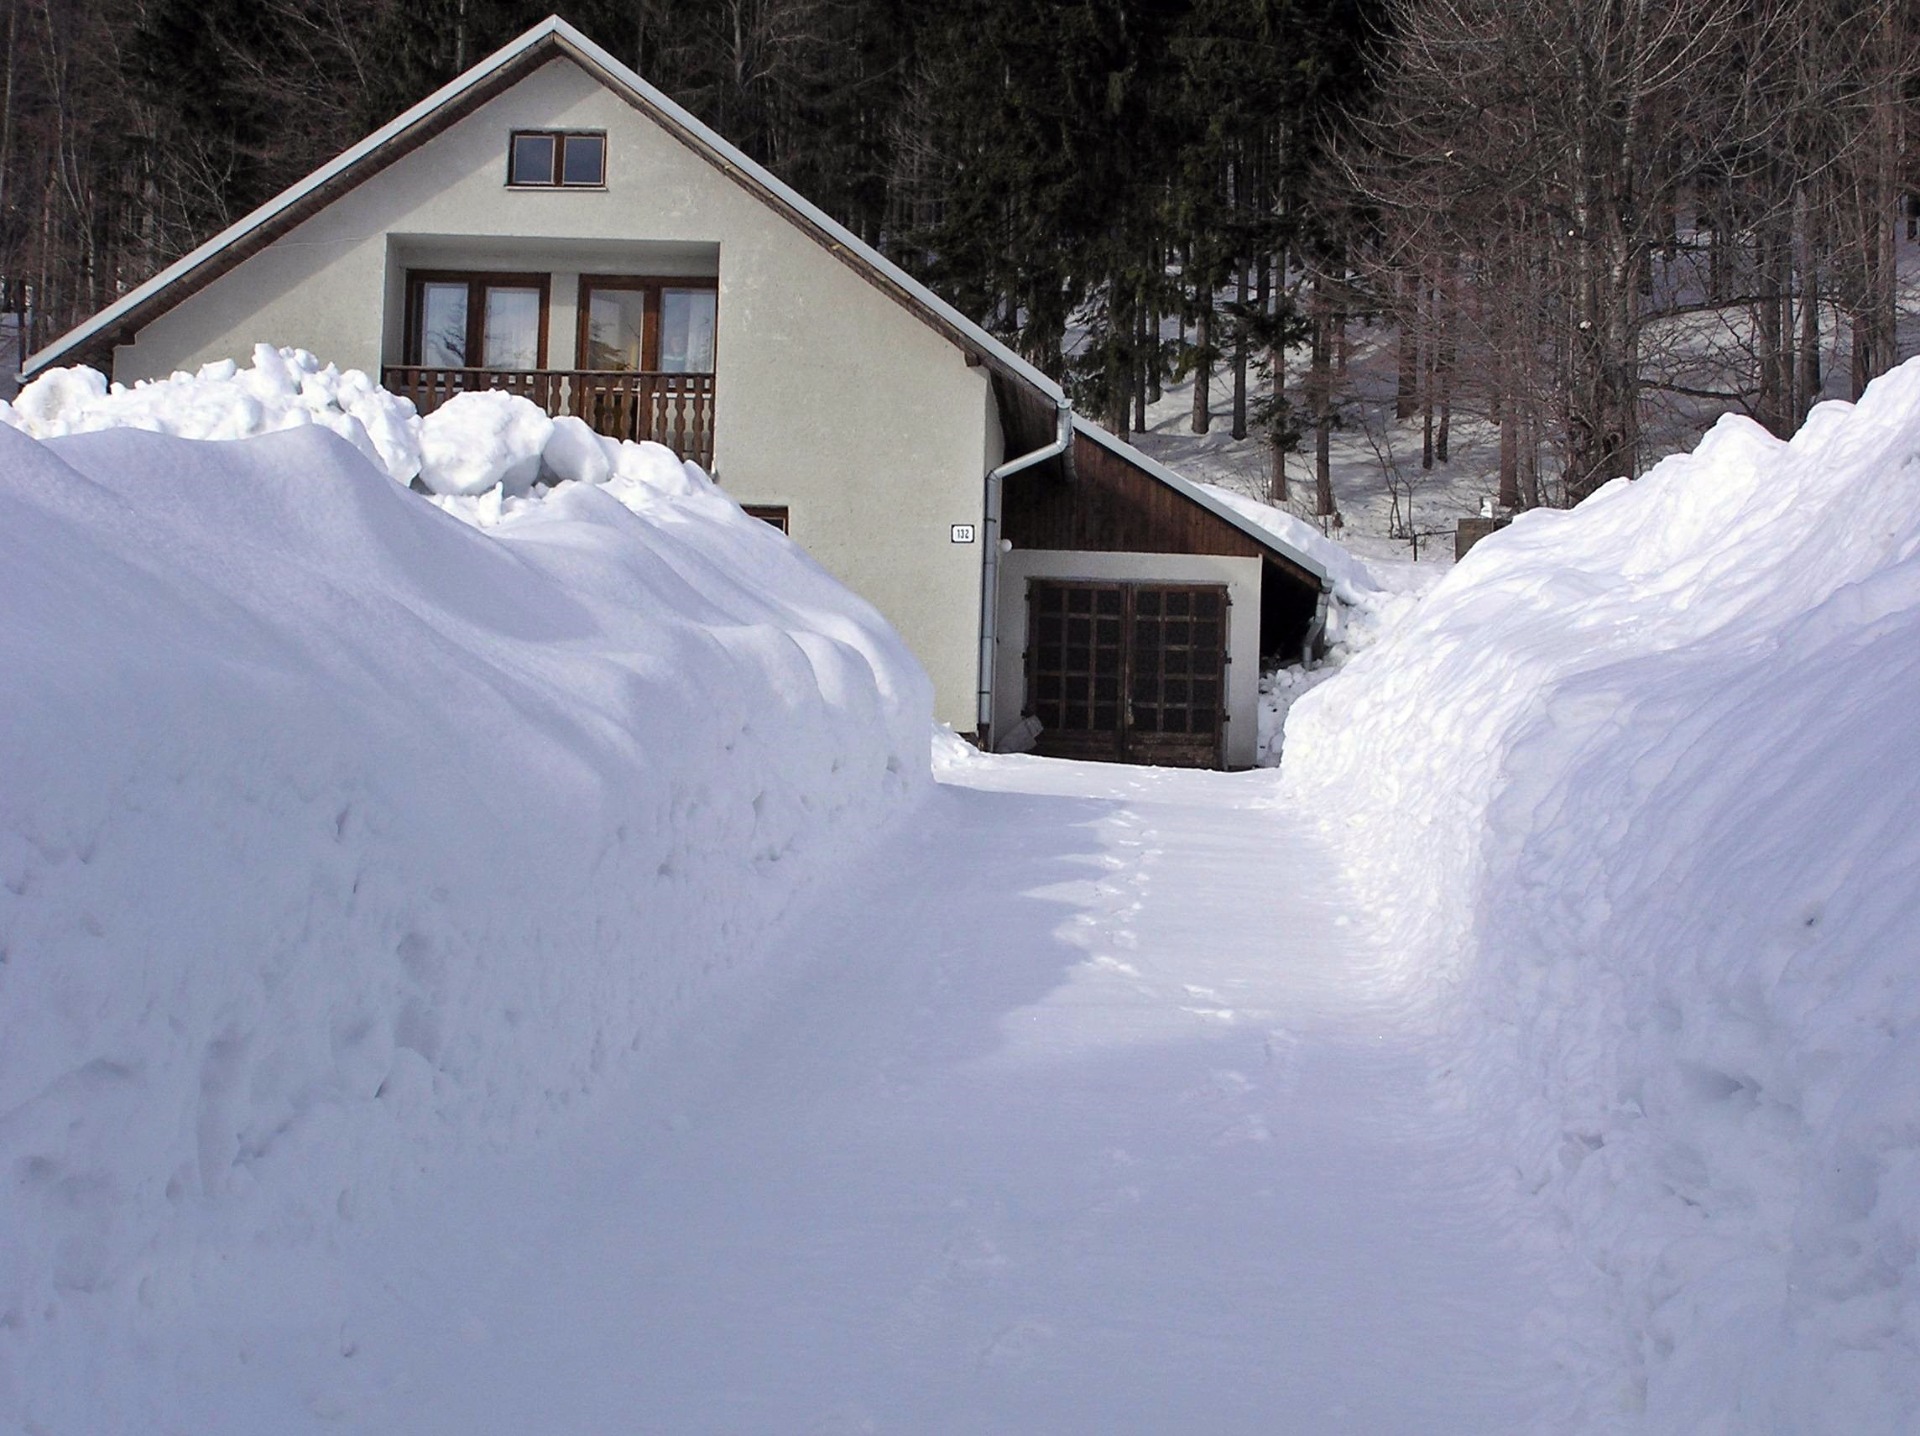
[482, 287, 542, 369]
[583, 288, 647, 370]
[658, 289, 717, 372]
[419, 282, 469, 366]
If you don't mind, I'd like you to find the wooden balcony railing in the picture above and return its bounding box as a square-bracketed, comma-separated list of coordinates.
[382, 366, 716, 471]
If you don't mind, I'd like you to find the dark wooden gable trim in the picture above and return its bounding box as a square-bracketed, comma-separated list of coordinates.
[1003, 430, 1324, 593]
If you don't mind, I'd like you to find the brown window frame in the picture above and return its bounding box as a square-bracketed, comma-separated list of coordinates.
[742, 504, 789, 533]
[507, 130, 607, 188]
[575, 275, 719, 373]
[404, 271, 551, 368]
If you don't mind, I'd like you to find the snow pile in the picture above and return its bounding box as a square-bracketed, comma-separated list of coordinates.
[3, 346, 422, 484]
[0, 403, 929, 1425]
[414, 389, 551, 495]
[1193, 482, 1438, 764]
[1255, 662, 1342, 765]
[0, 344, 694, 501]
[1283, 362, 1920, 1430]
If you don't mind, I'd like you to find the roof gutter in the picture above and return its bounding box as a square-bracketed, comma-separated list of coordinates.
[977, 398, 1073, 744]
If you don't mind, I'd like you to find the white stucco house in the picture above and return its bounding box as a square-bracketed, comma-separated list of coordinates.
[28, 16, 1329, 769]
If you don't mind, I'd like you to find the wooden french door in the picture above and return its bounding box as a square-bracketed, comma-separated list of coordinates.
[405, 272, 549, 368]
[1024, 580, 1228, 768]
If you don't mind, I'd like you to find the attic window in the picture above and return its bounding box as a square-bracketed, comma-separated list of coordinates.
[508, 131, 605, 187]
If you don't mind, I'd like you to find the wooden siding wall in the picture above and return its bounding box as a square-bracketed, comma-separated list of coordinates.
[1003, 431, 1322, 593]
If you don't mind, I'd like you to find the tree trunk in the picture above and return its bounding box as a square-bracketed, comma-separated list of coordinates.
[1851, 22, 1902, 397]
[1434, 264, 1454, 463]
[1266, 256, 1286, 506]
[1190, 281, 1212, 435]
[1134, 296, 1148, 433]
[1395, 268, 1418, 419]
[1231, 258, 1249, 440]
[1420, 273, 1435, 471]
[1147, 259, 1162, 404]
[1498, 355, 1520, 511]
[1756, 216, 1787, 436]
[1310, 274, 1334, 518]
[1797, 188, 1822, 419]
[1520, 406, 1541, 509]
[1565, 168, 1641, 504]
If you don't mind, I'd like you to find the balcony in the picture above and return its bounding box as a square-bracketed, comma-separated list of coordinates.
[383, 366, 715, 471]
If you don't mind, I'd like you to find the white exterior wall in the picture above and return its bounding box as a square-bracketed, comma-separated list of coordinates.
[994, 549, 1263, 769]
[112, 58, 998, 731]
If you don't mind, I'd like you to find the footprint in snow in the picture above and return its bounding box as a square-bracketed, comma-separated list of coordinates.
[1180, 1006, 1239, 1023]
[1213, 1113, 1274, 1147]
[805, 1402, 879, 1434]
[977, 1316, 1057, 1373]
[1178, 1067, 1258, 1109]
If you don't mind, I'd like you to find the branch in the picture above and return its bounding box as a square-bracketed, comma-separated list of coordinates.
[1642, 380, 1755, 403]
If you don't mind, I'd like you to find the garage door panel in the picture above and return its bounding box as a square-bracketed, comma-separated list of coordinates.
[1025, 579, 1227, 768]
[1027, 580, 1125, 762]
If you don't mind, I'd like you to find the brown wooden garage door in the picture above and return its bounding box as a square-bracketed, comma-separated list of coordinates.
[1024, 579, 1228, 768]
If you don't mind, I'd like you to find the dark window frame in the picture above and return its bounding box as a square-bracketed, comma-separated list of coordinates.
[507, 130, 607, 188]
[575, 274, 719, 372]
[742, 504, 789, 533]
[404, 270, 551, 368]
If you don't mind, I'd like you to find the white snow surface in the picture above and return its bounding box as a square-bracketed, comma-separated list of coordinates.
[0, 402, 929, 1427]
[22, 339, 1920, 1429]
[0, 351, 1597, 1432]
[1284, 358, 1920, 1430]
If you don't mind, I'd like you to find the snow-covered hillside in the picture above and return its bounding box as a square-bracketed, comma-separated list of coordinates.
[0, 355, 928, 1428]
[1285, 360, 1920, 1431]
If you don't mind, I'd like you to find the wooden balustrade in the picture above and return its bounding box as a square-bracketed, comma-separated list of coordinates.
[381, 366, 716, 470]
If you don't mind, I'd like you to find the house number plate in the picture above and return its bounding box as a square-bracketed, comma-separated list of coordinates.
[950, 524, 977, 544]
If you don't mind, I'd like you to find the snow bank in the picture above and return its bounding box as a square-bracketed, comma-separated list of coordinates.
[1284, 363, 1920, 1430]
[1191, 482, 1438, 764]
[0, 377, 930, 1426]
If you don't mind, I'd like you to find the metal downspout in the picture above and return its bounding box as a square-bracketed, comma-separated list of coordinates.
[1302, 583, 1332, 666]
[977, 399, 1074, 745]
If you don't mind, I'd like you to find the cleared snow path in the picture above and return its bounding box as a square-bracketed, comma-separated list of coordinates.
[214, 756, 1582, 1432]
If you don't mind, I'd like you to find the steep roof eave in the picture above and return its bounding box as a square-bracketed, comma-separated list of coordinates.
[25, 15, 1065, 416]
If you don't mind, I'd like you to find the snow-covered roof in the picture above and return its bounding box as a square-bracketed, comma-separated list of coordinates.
[1072, 419, 1332, 587]
[24, 16, 1064, 410]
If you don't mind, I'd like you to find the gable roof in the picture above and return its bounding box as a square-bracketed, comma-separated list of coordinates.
[29, 16, 1329, 591]
[25, 15, 1064, 410]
